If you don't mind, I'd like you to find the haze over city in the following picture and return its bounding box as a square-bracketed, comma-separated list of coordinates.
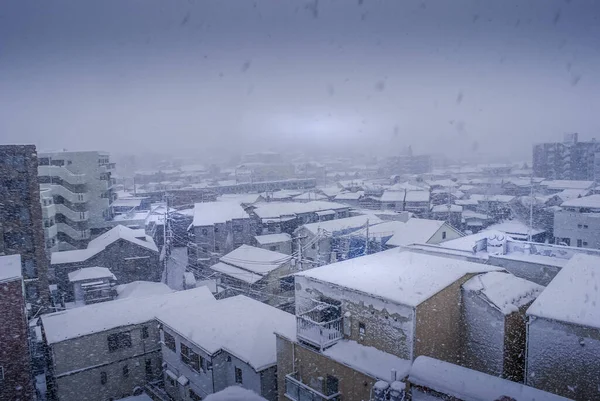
[1, 0, 600, 159]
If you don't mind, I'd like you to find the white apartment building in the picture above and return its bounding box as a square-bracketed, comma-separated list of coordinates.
[38, 151, 116, 250]
[554, 194, 600, 249]
[40, 187, 59, 255]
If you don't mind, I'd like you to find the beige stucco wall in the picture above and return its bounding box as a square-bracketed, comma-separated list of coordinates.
[414, 277, 470, 364]
[276, 335, 376, 401]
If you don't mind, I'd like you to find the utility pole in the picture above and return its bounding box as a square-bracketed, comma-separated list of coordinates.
[364, 219, 370, 255]
[163, 192, 171, 285]
[315, 228, 321, 266]
[528, 175, 534, 242]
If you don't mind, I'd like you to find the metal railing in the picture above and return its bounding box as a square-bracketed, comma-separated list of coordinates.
[297, 315, 343, 350]
[285, 373, 341, 401]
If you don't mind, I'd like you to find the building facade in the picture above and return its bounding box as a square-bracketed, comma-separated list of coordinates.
[553, 195, 600, 249]
[37, 150, 116, 250]
[0, 145, 50, 307]
[533, 133, 600, 180]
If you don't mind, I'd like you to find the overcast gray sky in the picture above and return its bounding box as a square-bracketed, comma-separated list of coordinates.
[1, 0, 599, 160]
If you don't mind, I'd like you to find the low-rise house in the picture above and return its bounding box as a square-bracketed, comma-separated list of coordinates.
[254, 233, 293, 254]
[554, 194, 600, 249]
[461, 210, 490, 233]
[186, 202, 255, 272]
[430, 204, 463, 228]
[0, 255, 35, 401]
[470, 194, 515, 220]
[292, 191, 329, 202]
[333, 191, 364, 206]
[294, 215, 382, 264]
[276, 250, 501, 401]
[209, 245, 294, 309]
[461, 272, 543, 380]
[487, 220, 546, 242]
[385, 218, 463, 248]
[68, 266, 117, 306]
[51, 225, 160, 302]
[526, 254, 600, 400]
[111, 197, 151, 216]
[157, 295, 295, 401]
[41, 286, 215, 401]
[380, 190, 430, 216]
[407, 356, 570, 401]
[540, 179, 594, 194]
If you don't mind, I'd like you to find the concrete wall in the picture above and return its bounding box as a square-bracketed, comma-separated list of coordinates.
[428, 223, 463, 244]
[213, 352, 263, 396]
[554, 211, 600, 249]
[414, 278, 466, 364]
[257, 240, 292, 255]
[487, 256, 561, 287]
[526, 317, 600, 400]
[190, 217, 255, 267]
[276, 335, 376, 401]
[503, 305, 529, 382]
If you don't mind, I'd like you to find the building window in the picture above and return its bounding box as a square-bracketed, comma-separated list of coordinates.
[269, 246, 277, 252]
[145, 359, 153, 380]
[442, 231, 447, 240]
[214, 226, 219, 233]
[107, 332, 132, 352]
[123, 365, 129, 378]
[141, 326, 149, 339]
[202, 229, 208, 236]
[359, 322, 366, 336]
[235, 367, 243, 384]
[100, 372, 107, 385]
[326, 375, 339, 396]
[214, 245, 220, 252]
[164, 331, 176, 352]
[181, 343, 201, 372]
[578, 224, 583, 228]
[577, 239, 583, 247]
[189, 389, 203, 401]
[584, 225, 589, 229]
[583, 241, 588, 246]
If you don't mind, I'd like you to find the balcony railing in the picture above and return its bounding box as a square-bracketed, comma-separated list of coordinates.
[285, 373, 340, 401]
[297, 315, 343, 350]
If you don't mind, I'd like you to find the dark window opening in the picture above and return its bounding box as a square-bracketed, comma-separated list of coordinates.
[108, 332, 132, 352]
[235, 367, 243, 384]
[164, 331, 176, 352]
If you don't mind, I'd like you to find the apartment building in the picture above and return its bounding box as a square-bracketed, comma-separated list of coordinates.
[40, 188, 59, 256]
[276, 249, 500, 401]
[554, 194, 600, 249]
[0, 255, 35, 401]
[526, 254, 600, 400]
[37, 150, 116, 250]
[0, 145, 50, 307]
[533, 133, 600, 180]
[157, 295, 295, 401]
[41, 287, 214, 401]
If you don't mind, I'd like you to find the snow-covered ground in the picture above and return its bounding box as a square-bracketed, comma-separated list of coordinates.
[204, 386, 267, 401]
[162, 246, 187, 290]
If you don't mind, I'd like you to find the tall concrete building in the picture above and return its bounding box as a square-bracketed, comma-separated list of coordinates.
[0, 145, 50, 307]
[533, 133, 600, 181]
[37, 151, 116, 250]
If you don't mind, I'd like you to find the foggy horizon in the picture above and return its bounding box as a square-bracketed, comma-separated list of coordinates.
[1, 0, 599, 161]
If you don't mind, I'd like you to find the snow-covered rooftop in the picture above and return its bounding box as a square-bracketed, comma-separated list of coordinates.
[0, 254, 22, 282]
[88, 225, 158, 252]
[470, 194, 515, 203]
[115, 281, 173, 299]
[463, 272, 543, 315]
[409, 356, 570, 401]
[68, 267, 116, 283]
[486, 221, 545, 238]
[252, 201, 348, 219]
[51, 248, 102, 265]
[441, 230, 511, 252]
[542, 180, 594, 190]
[210, 262, 264, 284]
[431, 204, 463, 213]
[527, 254, 600, 328]
[323, 340, 412, 381]
[218, 193, 263, 205]
[111, 198, 144, 208]
[385, 219, 448, 247]
[301, 215, 382, 236]
[220, 245, 290, 274]
[380, 190, 430, 203]
[296, 249, 501, 307]
[254, 233, 292, 245]
[192, 202, 250, 226]
[560, 194, 600, 209]
[293, 192, 328, 201]
[156, 295, 295, 371]
[334, 191, 364, 200]
[42, 286, 215, 344]
[204, 386, 267, 401]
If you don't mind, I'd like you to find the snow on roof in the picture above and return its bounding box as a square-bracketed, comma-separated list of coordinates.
[156, 295, 295, 371]
[440, 230, 511, 252]
[51, 248, 102, 265]
[220, 245, 290, 274]
[42, 286, 215, 344]
[388, 182, 428, 191]
[192, 201, 250, 226]
[463, 272, 543, 315]
[301, 215, 382, 236]
[334, 191, 364, 200]
[542, 180, 594, 190]
[527, 254, 600, 328]
[560, 194, 600, 209]
[204, 386, 268, 401]
[555, 189, 590, 201]
[431, 204, 463, 213]
[486, 221, 545, 237]
[218, 193, 263, 205]
[252, 201, 348, 219]
[115, 281, 173, 299]
[210, 262, 264, 284]
[296, 250, 500, 307]
[111, 198, 143, 208]
[293, 192, 328, 201]
[323, 340, 412, 381]
[0, 254, 22, 282]
[385, 219, 447, 247]
[254, 233, 292, 245]
[470, 194, 515, 203]
[455, 199, 479, 206]
[409, 356, 570, 401]
[116, 394, 154, 401]
[403, 191, 429, 202]
[380, 190, 429, 203]
[68, 267, 116, 283]
[88, 225, 158, 252]
[461, 210, 488, 220]
[317, 186, 342, 197]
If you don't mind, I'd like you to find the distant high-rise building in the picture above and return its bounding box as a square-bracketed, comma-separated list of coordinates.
[533, 133, 600, 181]
[37, 151, 116, 250]
[0, 145, 50, 307]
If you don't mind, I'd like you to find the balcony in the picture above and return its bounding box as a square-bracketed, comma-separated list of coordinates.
[285, 373, 340, 401]
[42, 184, 89, 203]
[55, 204, 89, 222]
[296, 301, 343, 350]
[57, 223, 91, 240]
[38, 165, 87, 185]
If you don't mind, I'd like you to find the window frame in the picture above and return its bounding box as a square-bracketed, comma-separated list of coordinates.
[234, 367, 243, 384]
[163, 331, 176, 352]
